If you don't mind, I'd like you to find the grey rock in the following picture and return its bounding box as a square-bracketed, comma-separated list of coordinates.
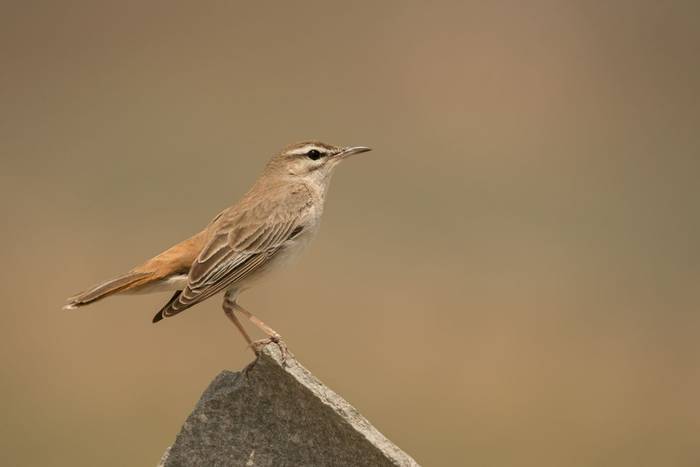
[159, 343, 419, 467]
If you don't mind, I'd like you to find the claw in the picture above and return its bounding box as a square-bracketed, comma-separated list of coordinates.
[249, 336, 290, 366]
[243, 359, 256, 376]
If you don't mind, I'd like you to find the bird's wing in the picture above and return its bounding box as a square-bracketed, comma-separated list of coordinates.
[152, 184, 312, 321]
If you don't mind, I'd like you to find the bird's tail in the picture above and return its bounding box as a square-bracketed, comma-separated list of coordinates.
[63, 271, 153, 310]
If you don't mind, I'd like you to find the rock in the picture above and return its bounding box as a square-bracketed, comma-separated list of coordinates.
[159, 343, 420, 467]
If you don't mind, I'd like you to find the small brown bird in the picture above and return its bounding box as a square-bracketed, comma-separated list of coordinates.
[64, 141, 371, 354]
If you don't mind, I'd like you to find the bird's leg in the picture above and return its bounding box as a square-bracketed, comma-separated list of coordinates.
[223, 295, 257, 357]
[233, 302, 281, 339]
[233, 302, 290, 364]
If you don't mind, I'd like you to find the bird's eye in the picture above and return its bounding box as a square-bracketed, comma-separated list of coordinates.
[307, 149, 322, 160]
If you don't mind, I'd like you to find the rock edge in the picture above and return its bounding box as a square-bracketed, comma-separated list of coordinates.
[158, 344, 419, 466]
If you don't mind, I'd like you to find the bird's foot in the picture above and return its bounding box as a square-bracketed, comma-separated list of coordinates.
[250, 334, 291, 366]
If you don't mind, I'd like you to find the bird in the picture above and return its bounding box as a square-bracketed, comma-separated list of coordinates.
[64, 141, 371, 356]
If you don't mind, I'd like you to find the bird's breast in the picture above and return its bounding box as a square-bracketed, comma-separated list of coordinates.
[275, 220, 319, 267]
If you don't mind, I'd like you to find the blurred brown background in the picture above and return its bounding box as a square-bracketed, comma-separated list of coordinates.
[1, 1, 699, 466]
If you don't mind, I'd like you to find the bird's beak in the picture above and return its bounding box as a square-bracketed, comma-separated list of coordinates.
[336, 146, 372, 159]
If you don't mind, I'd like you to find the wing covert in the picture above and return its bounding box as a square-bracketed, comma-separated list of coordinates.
[152, 183, 312, 321]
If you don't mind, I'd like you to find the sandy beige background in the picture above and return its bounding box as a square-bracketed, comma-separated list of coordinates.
[1, 1, 699, 466]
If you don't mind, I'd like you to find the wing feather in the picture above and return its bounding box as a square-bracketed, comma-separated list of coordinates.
[152, 183, 312, 321]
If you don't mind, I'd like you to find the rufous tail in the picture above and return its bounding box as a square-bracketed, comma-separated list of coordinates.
[62, 271, 153, 310]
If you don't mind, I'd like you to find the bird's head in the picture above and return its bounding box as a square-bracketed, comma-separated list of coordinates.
[264, 141, 371, 183]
